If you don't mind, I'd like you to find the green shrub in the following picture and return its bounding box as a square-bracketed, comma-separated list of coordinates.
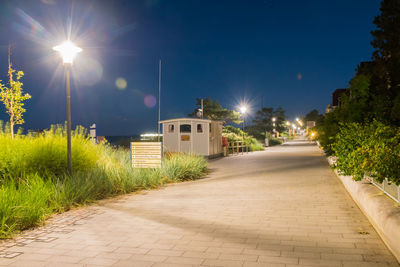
[269, 138, 282, 146]
[332, 120, 400, 185]
[222, 125, 264, 151]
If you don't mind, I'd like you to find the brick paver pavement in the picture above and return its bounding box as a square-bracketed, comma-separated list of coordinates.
[0, 140, 399, 266]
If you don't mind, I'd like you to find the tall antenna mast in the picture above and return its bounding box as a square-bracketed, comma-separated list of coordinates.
[157, 59, 162, 142]
[201, 98, 204, 119]
[8, 44, 11, 67]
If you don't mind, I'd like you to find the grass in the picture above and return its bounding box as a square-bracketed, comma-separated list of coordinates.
[0, 123, 208, 238]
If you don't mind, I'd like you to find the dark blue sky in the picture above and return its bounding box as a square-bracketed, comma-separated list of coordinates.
[0, 0, 380, 135]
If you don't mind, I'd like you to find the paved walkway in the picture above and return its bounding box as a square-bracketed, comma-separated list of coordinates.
[0, 140, 399, 266]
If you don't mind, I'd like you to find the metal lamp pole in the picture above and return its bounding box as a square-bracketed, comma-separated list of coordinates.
[53, 41, 82, 175]
[239, 106, 247, 153]
[65, 65, 72, 174]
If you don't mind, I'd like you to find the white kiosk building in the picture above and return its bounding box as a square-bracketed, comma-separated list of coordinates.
[159, 118, 223, 158]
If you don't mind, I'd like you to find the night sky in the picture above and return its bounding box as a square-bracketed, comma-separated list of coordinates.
[0, 0, 380, 136]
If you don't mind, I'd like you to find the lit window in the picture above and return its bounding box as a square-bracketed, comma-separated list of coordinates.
[180, 124, 191, 133]
[168, 124, 174, 133]
[197, 124, 203, 133]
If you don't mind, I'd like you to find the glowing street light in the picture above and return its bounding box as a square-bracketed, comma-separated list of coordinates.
[239, 105, 247, 130]
[53, 41, 82, 64]
[53, 40, 82, 174]
[271, 117, 277, 137]
[239, 105, 247, 146]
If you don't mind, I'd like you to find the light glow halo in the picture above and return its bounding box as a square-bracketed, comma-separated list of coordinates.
[53, 41, 82, 64]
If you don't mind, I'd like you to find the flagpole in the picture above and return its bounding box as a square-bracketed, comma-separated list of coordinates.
[157, 59, 162, 142]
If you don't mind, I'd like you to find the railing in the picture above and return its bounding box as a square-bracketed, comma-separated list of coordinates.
[328, 156, 400, 204]
[366, 177, 400, 204]
[227, 141, 249, 155]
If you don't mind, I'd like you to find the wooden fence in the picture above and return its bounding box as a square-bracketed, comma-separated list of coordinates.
[227, 141, 249, 155]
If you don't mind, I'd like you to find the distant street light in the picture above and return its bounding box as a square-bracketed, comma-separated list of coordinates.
[53, 40, 82, 174]
[272, 117, 276, 137]
[239, 106, 247, 148]
[239, 105, 247, 131]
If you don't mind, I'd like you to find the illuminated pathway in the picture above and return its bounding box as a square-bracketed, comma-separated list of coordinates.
[1, 140, 399, 266]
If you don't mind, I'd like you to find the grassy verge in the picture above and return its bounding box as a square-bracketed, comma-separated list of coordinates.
[0, 124, 207, 238]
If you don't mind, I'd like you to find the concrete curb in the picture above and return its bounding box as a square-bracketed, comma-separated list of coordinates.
[327, 157, 400, 263]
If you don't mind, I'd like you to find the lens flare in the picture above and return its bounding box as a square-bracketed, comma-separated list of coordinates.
[144, 95, 156, 108]
[297, 73, 303, 80]
[14, 8, 51, 45]
[115, 77, 127, 90]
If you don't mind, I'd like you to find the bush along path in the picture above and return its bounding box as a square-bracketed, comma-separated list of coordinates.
[330, 120, 400, 186]
[0, 123, 208, 238]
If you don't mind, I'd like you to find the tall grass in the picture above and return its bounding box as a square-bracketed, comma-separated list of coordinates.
[0, 123, 208, 238]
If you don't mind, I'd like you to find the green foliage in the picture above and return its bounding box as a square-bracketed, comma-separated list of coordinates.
[369, 0, 400, 124]
[248, 107, 287, 141]
[269, 138, 283, 146]
[0, 175, 56, 236]
[0, 123, 208, 238]
[162, 153, 208, 181]
[189, 98, 241, 124]
[222, 125, 264, 151]
[304, 109, 323, 125]
[332, 121, 400, 185]
[0, 124, 101, 179]
[316, 111, 340, 155]
[0, 65, 31, 138]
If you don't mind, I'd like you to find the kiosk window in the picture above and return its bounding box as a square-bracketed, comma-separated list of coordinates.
[180, 124, 191, 133]
[168, 124, 174, 133]
[197, 124, 203, 133]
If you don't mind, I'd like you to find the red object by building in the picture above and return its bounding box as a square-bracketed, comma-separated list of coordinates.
[222, 137, 228, 147]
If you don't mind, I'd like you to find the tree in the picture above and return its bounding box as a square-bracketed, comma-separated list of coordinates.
[247, 107, 287, 141]
[370, 0, 400, 124]
[317, 0, 400, 154]
[0, 48, 31, 138]
[273, 107, 286, 133]
[189, 98, 241, 124]
[304, 109, 320, 122]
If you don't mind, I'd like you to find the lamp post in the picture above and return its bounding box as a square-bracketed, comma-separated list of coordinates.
[53, 41, 82, 174]
[239, 106, 247, 152]
[272, 117, 276, 138]
[240, 106, 247, 132]
[292, 124, 297, 136]
[286, 121, 291, 136]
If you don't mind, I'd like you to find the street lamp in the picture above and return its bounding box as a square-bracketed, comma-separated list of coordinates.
[239, 106, 247, 151]
[53, 41, 82, 174]
[272, 117, 276, 137]
[239, 106, 247, 131]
